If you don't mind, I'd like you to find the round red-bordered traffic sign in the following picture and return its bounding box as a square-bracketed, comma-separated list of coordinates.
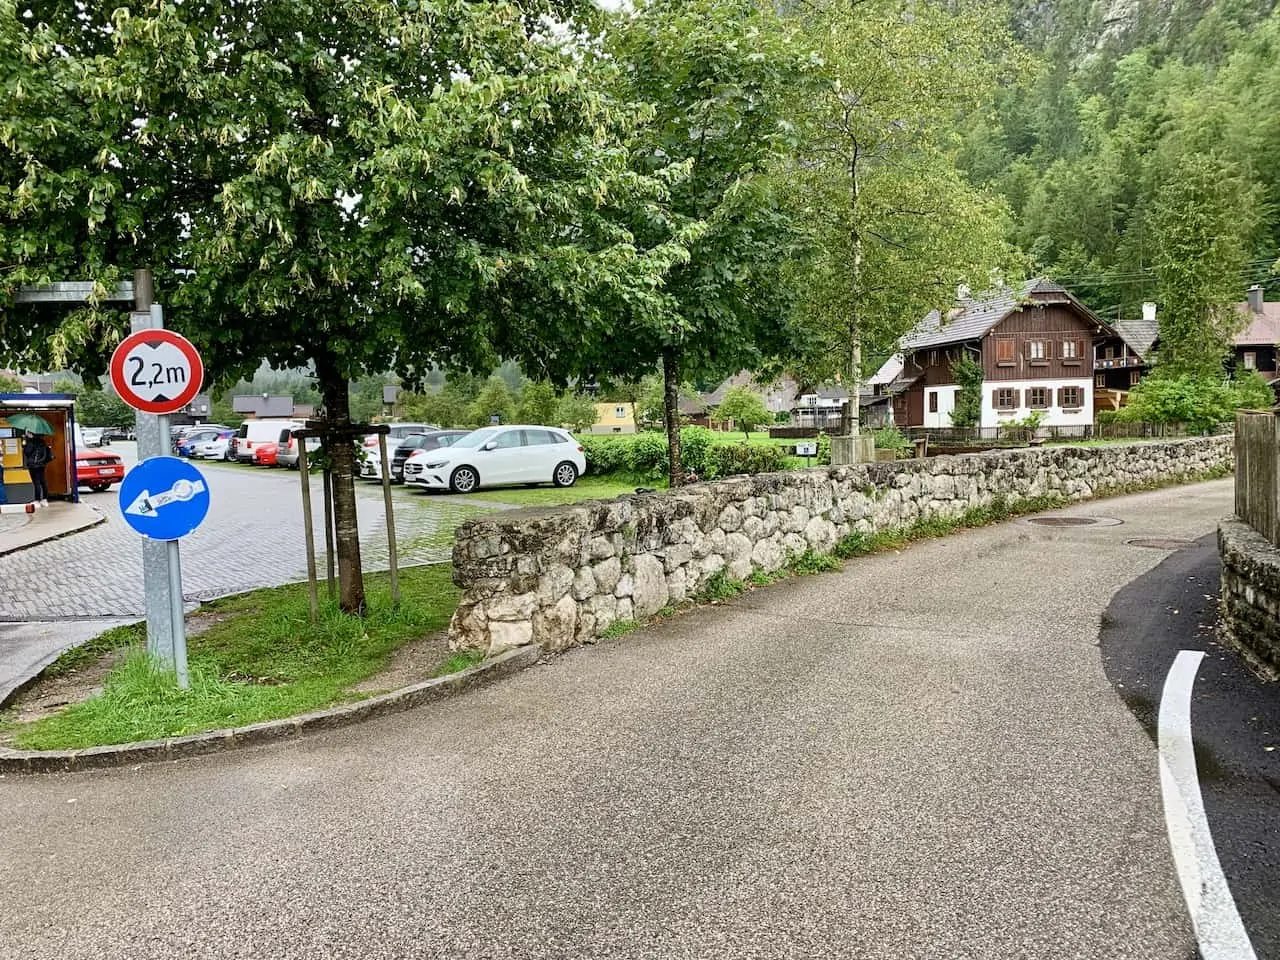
[110, 329, 204, 415]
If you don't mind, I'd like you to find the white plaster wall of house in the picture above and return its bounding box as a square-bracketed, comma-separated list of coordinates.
[980, 378, 1095, 429]
[923, 386, 958, 427]
[449, 437, 1232, 657]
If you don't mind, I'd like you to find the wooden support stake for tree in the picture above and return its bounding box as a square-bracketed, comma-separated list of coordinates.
[378, 432, 401, 605]
[322, 465, 336, 601]
[297, 440, 319, 623]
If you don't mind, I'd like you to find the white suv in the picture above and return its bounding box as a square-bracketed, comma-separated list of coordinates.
[404, 426, 585, 493]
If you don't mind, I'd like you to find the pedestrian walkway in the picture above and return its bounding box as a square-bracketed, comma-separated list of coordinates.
[0, 501, 104, 557]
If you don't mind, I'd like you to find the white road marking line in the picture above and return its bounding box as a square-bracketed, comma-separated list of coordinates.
[1158, 649, 1257, 960]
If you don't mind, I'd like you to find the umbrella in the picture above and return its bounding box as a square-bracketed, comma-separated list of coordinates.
[5, 413, 54, 435]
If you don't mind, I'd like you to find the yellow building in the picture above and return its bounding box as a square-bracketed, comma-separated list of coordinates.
[588, 401, 637, 434]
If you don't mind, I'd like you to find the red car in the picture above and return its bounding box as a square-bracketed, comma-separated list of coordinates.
[76, 448, 125, 493]
[253, 441, 280, 467]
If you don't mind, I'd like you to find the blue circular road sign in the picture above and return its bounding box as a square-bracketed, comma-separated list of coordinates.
[118, 456, 211, 541]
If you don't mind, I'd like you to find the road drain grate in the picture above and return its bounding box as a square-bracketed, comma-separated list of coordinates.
[1126, 537, 1195, 550]
[1027, 516, 1098, 526]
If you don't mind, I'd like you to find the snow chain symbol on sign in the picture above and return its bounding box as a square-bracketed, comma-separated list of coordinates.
[109, 329, 204, 415]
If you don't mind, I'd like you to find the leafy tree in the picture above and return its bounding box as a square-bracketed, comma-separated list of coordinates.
[1, 1, 680, 612]
[1148, 151, 1262, 376]
[0, 372, 24, 393]
[1232, 370, 1276, 410]
[76, 388, 133, 427]
[949, 355, 986, 429]
[595, 0, 812, 484]
[713, 386, 771, 440]
[785, 0, 1023, 437]
[517, 380, 560, 427]
[556, 393, 599, 432]
[467, 378, 516, 428]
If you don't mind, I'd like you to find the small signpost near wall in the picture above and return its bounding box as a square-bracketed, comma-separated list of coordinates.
[795, 441, 817, 467]
[108, 272, 206, 689]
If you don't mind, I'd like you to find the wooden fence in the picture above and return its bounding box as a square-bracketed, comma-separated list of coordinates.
[1235, 411, 1280, 546]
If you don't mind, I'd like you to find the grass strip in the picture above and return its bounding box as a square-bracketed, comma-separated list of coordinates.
[11, 564, 461, 751]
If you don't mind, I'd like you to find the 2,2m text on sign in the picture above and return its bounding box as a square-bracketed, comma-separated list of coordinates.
[109, 329, 204, 416]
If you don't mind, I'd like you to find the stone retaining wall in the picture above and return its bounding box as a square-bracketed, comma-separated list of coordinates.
[451, 437, 1232, 656]
[1218, 518, 1280, 678]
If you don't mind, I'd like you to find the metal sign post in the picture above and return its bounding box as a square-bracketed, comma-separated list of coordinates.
[129, 306, 189, 686]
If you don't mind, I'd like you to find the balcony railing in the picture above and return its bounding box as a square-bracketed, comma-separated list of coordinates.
[1094, 356, 1142, 369]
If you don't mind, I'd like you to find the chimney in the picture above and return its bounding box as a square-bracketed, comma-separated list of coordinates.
[956, 283, 971, 302]
[1142, 301, 1156, 324]
[1248, 284, 1265, 314]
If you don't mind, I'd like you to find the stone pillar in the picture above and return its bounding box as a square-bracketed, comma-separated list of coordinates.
[830, 400, 875, 465]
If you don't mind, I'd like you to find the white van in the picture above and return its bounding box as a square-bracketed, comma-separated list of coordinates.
[235, 419, 301, 463]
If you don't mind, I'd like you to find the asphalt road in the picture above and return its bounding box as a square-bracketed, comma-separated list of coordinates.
[0, 479, 1246, 959]
[1100, 532, 1280, 958]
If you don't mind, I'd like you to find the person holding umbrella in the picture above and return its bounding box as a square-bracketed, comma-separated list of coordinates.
[9, 413, 55, 507]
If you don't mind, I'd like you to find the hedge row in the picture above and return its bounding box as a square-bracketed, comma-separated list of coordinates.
[579, 427, 785, 481]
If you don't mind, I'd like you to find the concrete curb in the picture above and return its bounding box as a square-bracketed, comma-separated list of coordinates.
[0, 644, 540, 774]
[0, 504, 107, 558]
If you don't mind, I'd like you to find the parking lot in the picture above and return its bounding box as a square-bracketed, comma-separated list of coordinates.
[0, 443, 495, 620]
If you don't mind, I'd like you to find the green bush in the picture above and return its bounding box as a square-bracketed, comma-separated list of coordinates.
[626, 431, 669, 478]
[872, 426, 912, 454]
[679, 426, 716, 478]
[704, 443, 786, 479]
[1233, 370, 1275, 410]
[1095, 409, 1120, 426]
[816, 431, 832, 465]
[1119, 373, 1251, 432]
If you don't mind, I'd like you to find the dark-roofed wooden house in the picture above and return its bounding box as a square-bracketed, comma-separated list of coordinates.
[888, 278, 1117, 429]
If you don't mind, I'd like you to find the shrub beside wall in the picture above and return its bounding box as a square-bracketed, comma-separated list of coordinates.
[451, 437, 1232, 656]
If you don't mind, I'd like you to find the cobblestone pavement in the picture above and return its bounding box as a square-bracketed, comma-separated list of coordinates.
[0, 445, 499, 620]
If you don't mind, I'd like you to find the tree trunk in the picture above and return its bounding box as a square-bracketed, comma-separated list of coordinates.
[316, 353, 366, 615]
[662, 346, 683, 487]
[846, 144, 863, 437]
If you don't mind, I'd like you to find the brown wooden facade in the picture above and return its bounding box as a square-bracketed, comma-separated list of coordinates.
[894, 294, 1106, 428]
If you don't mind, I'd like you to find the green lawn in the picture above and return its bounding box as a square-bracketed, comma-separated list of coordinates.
[8, 564, 465, 751]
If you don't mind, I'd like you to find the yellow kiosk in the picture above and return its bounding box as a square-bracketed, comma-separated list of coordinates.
[0, 394, 78, 505]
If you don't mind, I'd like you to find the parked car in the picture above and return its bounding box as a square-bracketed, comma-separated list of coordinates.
[74, 427, 125, 492]
[235, 419, 301, 463]
[192, 430, 235, 460]
[252, 441, 280, 467]
[358, 422, 435, 479]
[103, 425, 135, 441]
[276, 429, 321, 469]
[176, 428, 224, 457]
[390, 430, 469, 482]
[403, 425, 585, 493]
[80, 427, 106, 447]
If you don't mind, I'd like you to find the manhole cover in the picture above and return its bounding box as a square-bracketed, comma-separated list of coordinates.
[1126, 537, 1195, 550]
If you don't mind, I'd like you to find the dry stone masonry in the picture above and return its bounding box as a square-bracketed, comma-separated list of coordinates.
[1219, 519, 1280, 678]
[451, 437, 1232, 656]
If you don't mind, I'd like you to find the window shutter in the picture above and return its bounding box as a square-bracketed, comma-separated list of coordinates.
[1056, 387, 1064, 407]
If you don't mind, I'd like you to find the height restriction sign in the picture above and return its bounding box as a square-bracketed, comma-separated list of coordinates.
[110, 328, 204, 415]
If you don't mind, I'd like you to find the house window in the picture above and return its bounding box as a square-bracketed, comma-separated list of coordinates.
[1244, 352, 1257, 370]
[929, 350, 938, 366]
[1095, 373, 1106, 388]
[1105, 346, 1115, 360]
[928, 392, 939, 413]
[1060, 386, 1081, 409]
[1130, 370, 1142, 386]
[1028, 340, 1047, 363]
[615, 405, 627, 418]
[995, 337, 1016, 365]
[994, 388, 1017, 410]
[1028, 387, 1049, 409]
[1062, 340, 1081, 364]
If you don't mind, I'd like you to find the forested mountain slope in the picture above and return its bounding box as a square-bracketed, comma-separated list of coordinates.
[963, 0, 1280, 320]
